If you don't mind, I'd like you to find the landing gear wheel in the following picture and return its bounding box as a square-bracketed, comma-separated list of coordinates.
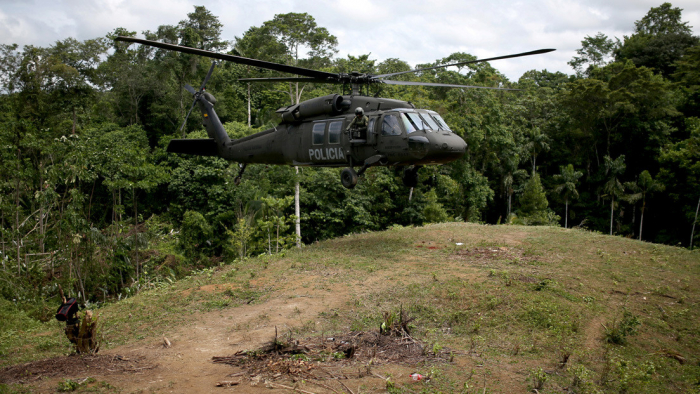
[402, 167, 419, 188]
[341, 168, 358, 189]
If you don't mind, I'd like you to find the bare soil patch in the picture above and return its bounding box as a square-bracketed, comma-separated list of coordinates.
[213, 330, 452, 383]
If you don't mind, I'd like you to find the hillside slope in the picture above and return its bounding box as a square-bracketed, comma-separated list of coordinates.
[2, 223, 699, 393]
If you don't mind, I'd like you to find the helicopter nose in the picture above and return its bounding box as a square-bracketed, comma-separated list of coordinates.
[425, 134, 467, 163]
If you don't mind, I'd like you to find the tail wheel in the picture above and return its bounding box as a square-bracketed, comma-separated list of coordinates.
[402, 167, 419, 188]
[341, 168, 358, 189]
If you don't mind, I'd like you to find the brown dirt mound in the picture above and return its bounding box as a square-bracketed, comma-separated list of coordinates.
[0, 354, 156, 384]
[212, 330, 453, 384]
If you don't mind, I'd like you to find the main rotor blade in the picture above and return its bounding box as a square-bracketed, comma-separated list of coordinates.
[179, 99, 198, 138]
[374, 49, 556, 79]
[380, 80, 520, 91]
[238, 77, 333, 83]
[200, 61, 217, 91]
[116, 36, 339, 81]
[184, 84, 197, 95]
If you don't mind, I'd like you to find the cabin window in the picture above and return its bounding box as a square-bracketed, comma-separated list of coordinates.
[312, 122, 326, 145]
[328, 121, 342, 144]
[381, 114, 402, 136]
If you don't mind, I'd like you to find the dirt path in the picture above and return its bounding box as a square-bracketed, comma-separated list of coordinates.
[24, 282, 352, 393]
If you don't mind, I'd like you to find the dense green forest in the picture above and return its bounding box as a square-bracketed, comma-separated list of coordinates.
[1, 3, 699, 309]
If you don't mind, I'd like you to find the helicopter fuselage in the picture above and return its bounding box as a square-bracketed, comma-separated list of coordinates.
[170, 94, 467, 176]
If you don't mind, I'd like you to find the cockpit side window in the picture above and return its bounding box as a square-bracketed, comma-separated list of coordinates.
[381, 114, 402, 136]
[312, 122, 325, 145]
[401, 113, 417, 134]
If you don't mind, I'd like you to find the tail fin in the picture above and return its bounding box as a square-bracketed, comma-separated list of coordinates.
[196, 91, 231, 147]
[168, 61, 232, 156]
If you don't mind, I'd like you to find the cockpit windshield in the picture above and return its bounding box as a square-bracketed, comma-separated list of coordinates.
[420, 113, 440, 131]
[407, 112, 431, 130]
[397, 109, 452, 132]
[429, 113, 451, 131]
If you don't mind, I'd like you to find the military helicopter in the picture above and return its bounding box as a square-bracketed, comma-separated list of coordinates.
[116, 36, 554, 188]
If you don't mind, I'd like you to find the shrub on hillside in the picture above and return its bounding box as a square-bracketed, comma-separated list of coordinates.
[179, 211, 213, 261]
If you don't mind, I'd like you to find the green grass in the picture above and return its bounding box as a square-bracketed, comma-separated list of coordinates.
[2, 222, 700, 393]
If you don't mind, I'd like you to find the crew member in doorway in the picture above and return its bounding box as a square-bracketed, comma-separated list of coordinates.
[346, 107, 369, 141]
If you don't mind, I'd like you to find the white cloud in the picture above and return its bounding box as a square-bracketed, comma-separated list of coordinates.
[0, 0, 698, 80]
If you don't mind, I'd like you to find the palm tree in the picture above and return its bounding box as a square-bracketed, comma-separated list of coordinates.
[523, 129, 550, 175]
[553, 164, 583, 228]
[503, 169, 528, 220]
[635, 171, 664, 240]
[603, 155, 626, 235]
[692, 195, 700, 250]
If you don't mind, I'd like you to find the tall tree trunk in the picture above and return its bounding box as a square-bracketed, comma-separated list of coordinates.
[295, 166, 301, 248]
[507, 193, 512, 218]
[133, 188, 139, 284]
[72, 106, 76, 135]
[639, 197, 646, 241]
[565, 198, 569, 229]
[1, 209, 5, 270]
[247, 83, 251, 127]
[293, 84, 302, 248]
[691, 195, 700, 250]
[88, 179, 96, 227]
[15, 148, 21, 275]
[610, 196, 614, 235]
[39, 162, 45, 253]
[113, 190, 117, 229]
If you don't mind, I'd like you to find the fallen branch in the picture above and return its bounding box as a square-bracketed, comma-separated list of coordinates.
[371, 372, 388, 380]
[336, 379, 355, 394]
[268, 382, 318, 394]
[306, 380, 340, 394]
[216, 380, 240, 387]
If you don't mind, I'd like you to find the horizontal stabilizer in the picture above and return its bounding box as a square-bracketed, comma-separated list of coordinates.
[167, 139, 218, 156]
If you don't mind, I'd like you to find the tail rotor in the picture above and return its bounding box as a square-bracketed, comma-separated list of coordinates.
[179, 61, 217, 137]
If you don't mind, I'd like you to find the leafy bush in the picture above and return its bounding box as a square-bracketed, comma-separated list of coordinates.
[603, 309, 641, 345]
[423, 189, 450, 224]
[514, 173, 561, 226]
[0, 298, 42, 333]
[57, 379, 79, 392]
[179, 211, 213, 261]
[530, 367, 548, 390]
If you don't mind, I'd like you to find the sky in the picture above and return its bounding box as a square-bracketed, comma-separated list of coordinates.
[0, 0, 699, 81]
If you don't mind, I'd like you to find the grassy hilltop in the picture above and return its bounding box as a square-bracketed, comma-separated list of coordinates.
[1, 223, 699, 393]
